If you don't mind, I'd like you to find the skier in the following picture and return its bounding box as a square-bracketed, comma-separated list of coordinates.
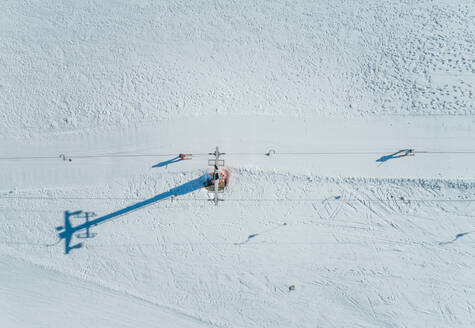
[179, 153, 192, 160]
[400, 149, 415, 156]
[153, 153, 192, 168]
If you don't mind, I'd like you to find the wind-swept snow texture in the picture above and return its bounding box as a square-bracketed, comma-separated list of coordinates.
[0, 0, 474, 137]
[1, 1, 475, 327]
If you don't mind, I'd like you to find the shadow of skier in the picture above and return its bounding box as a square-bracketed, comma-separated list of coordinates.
[234, 223, 287, 246]
[152, 155, 182, 168]
[376, 149, 414, 166]
[439, 230, 474, 246]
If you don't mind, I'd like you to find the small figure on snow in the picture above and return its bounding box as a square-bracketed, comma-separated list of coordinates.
[179, 153, 192, 161]
[400, 149, 415, 157]
[59, 154, 72, 162]
[152, 153, 192, 168]
[376, 149, 415, 165]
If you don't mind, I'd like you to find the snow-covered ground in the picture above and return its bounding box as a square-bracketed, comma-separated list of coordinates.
[1, 0, 474, 136]
[1, 1, 474, 327]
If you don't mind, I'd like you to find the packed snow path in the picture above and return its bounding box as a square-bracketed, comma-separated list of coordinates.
[1, 116, 475, 327]
[1, 116, 475, 191]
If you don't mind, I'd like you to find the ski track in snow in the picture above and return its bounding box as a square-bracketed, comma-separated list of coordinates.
[1, 168, 475, 327]
[0, 253, 215, 328]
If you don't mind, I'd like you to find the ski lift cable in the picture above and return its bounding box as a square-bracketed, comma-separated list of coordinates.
[1, 196, 475, 202]
[3, 241, 474, 249]
[1, 150, 475, 161]
[0, 153, 208, 160]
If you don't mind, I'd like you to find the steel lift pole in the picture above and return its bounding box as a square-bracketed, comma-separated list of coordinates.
[209, 146, 224, 206]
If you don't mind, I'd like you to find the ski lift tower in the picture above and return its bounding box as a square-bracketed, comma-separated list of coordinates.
[207, 146, 229, 205]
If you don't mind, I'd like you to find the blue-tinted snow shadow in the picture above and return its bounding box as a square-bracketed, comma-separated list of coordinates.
[376, 149, 414, 164]
[152, 156, 182, 168]
[234, 223, 288, 246]
[376, 149, 415, 167]
[439, 230, 474, 246]
[57, 173, 210, 254]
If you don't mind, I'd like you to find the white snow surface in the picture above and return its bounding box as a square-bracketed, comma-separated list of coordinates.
[1, 1, 475, 327]
[1, 0, 474, 136]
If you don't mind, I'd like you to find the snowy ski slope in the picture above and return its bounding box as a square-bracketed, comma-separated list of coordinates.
[1, 1, 474, 327]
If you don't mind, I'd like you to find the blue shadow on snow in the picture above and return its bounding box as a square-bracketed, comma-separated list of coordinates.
[376, 149, 414, 164]
[152, 156, 183, 168]
[234, 223, 288, 246]
[439, 231, 474, 246]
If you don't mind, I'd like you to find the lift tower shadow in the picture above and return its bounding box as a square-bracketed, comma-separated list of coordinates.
[57, 174, 210, 254]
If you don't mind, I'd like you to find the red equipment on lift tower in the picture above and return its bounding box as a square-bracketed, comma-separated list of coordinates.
[206, 146, 229, 205]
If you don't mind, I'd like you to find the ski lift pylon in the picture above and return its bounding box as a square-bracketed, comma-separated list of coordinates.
[206, 146, 229, 205]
